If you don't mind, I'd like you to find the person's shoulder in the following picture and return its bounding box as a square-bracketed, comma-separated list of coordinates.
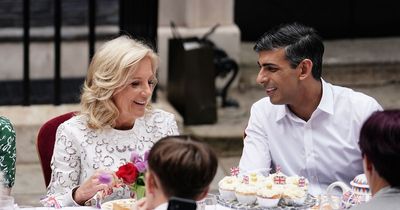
[0, 116, 15, 138]
[0, 117, 15, 133]
[61, 114, 84, 125]
[330, 84, 381, 109]
[144, 108, 176, 122]
[147, 108, 175, 117]
[0, 116, 12, 127]
[55, 114, 94, 143]
[58, 114, 89, 131]
[349, 196, 400, 210]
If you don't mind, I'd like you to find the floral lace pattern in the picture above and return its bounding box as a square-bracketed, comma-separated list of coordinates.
[0, 116, 16, 188]
[45, 109, 179, 207]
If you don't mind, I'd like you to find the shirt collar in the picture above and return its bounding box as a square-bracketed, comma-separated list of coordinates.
[275, 79, 334, 122]
[154, 202, 168, 210]
[317, 79, 334, 115]
[275, 105, 288, 122]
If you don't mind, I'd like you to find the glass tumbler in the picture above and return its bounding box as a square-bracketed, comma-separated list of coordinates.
[0, 195, 14, 210]
[197, 194, 218, 210]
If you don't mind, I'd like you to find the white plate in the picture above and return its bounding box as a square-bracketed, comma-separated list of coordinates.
[217, 194, 317, 209]
[101, 198, 136, 210]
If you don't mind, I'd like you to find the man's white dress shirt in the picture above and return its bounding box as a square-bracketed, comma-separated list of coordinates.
[239, 80, 382, 195]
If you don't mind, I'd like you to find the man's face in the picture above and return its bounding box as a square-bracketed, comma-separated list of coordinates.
[256, 49, 301, 105]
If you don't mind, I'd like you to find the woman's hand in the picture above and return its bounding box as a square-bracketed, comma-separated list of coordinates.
[73, 170, 114, 205]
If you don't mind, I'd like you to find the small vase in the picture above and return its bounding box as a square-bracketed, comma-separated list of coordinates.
[134, 185, 146, 200]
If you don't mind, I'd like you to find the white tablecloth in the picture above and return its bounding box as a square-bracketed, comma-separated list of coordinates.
[21, 208, 97, 210]
[21, 205, 229, 210]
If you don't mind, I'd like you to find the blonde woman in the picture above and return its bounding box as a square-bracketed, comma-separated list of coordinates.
[43, 36, 179, 207]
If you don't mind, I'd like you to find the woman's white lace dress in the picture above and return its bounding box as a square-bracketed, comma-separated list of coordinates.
[44, 109, 179, 207]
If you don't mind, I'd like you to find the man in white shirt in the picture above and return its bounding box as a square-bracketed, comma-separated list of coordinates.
[239, 23, 382, 195]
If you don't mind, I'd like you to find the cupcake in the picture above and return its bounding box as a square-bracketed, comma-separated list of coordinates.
[287, 176, 308, 191]
[234, 183, 257, 205]
[281, 185, 307, 205]
[218, 176, 239, 201]
[256, 186, 282, 208]
[270, 171, 287, 185]
[286, 176, 299, 185]
[248, 172, 267, 185]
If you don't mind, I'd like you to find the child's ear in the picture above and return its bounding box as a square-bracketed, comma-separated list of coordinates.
[145, 172, 156, 194]
[364, 156, 373, 172]
[196, 186, 210, 201]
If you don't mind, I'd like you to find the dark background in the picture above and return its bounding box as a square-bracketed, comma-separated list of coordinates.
[235, 0, 400, 41]
[0, 0, 117, 27]
[1, 0, 399, 40]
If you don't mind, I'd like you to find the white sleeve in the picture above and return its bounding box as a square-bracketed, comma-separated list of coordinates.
[43, 122, 82, 207]
[239, 103, 271, 175]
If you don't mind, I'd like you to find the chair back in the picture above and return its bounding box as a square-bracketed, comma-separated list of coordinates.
[36, 112, 75, 187]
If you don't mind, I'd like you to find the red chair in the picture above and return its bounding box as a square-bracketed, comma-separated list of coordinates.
[36, 112, 75, 187]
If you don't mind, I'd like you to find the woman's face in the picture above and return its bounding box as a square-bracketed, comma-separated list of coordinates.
[113, 57, 156, 128]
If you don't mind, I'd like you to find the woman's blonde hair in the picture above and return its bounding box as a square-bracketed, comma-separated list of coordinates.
[80, 35, 158, 129]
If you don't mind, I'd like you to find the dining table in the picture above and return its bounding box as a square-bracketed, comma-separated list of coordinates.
[18, 205, 226, 210]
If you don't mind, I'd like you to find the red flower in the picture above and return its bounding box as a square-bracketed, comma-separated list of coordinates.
[116, 162, 139, 185]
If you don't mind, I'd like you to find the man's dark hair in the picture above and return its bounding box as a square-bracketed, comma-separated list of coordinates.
[253, 22, 324, 80]
[359, 110, 400, 187]
[148, 135, 218, 199]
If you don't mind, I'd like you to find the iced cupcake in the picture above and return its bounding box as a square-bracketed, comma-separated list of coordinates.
[256, 186, 282, 208]
[281, 185, 307, 205]
[286, 176, 299, 185]
[270, 171, 287, 185]
[218, 176, 239, 201]
[248, 173, 267, 186]
[234, 183, 258, 204]
[287, 176, 308, 191]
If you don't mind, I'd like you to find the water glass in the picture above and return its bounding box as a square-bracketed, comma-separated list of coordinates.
[0, 195, 14, 210]
[197, 194, 217, 210]
[318, 194, 340, 210]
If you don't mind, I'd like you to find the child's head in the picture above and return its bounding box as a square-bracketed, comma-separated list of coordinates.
[146, 135, 218, 200]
